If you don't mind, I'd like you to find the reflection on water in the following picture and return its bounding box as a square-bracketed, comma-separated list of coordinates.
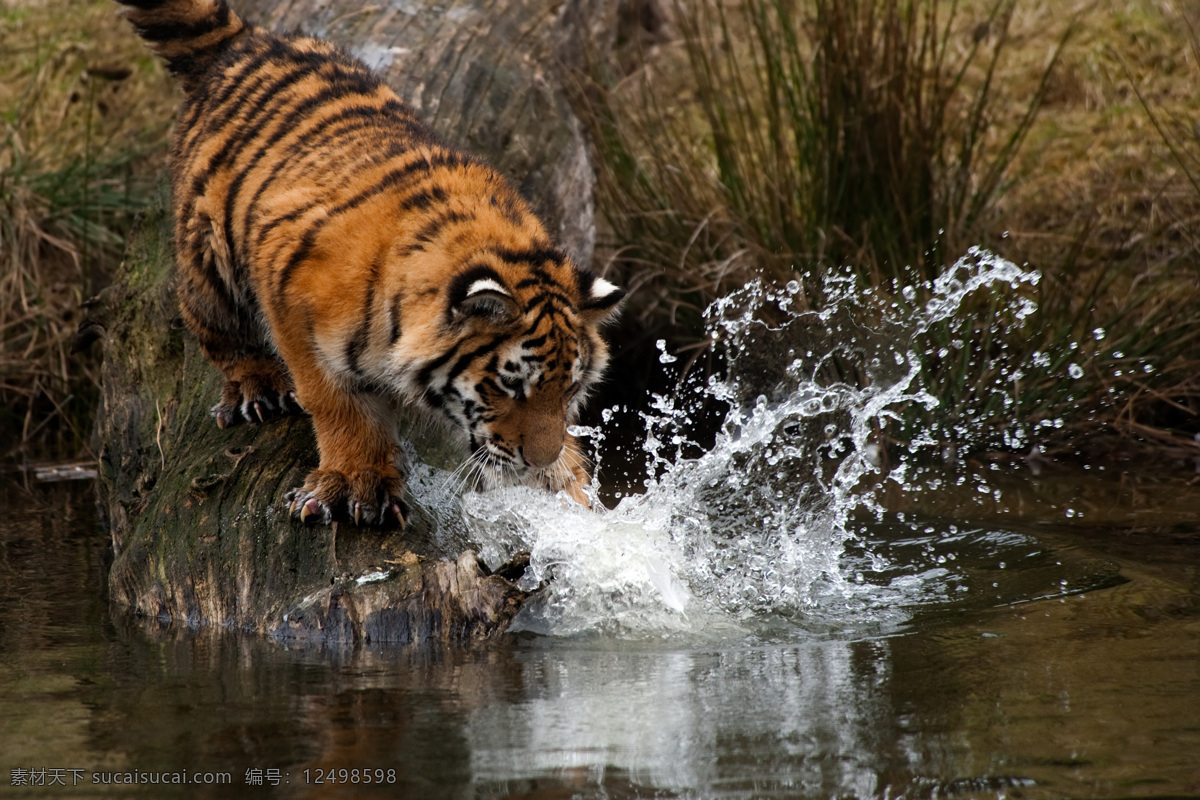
[467, 640, 892, 798]
[2, 476, 1199, 799]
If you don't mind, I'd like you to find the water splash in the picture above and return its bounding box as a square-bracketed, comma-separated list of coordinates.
[463, 249, 1046, 637]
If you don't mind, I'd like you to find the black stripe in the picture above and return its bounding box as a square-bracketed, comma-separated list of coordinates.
[344, 258, 380, 376]
[205, 53, 323, 159]
[273, 175, 452, 296]
[176, 39, 265, 132]
[415, 333, 501, 390]
[134, 3, 230, 43]
[519, 303, 565, 337]
[219, 59, 337, 156]
[521, 333, 549, 350]
[415, 346, 461, 390]
[389, 291, 403, 345]
[275, 224, 319, 302]
[278, 150, 463, 239]
[179, 218, 241, 316]
[344, 327, 368, 375]
[413, 209, 472, 246]
[490, 246, 565, 269]
[396, 185, 447, 213]
[522, 287, 573, 308]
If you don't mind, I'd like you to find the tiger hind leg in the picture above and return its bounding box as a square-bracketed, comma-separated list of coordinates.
[210, 356, 302, 428]
[175, 228, 302, 428]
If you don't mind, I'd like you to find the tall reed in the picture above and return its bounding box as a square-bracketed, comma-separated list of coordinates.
[584, 0, 1068, 319]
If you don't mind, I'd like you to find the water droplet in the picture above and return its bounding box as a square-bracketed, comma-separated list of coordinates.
[1067, 363, 1084, 379]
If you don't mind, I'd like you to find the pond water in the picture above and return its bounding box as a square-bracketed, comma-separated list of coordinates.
[3, 252, 1199, 798]
[2, 469, 1198, 799]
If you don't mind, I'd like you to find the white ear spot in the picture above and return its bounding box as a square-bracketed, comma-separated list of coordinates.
[590, 277, 619, 301]
[467, 278, 510, 298]
[581, 274, 625, 312]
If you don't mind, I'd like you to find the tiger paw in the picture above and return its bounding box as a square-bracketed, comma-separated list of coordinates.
[212, 374, 302, 428]
[284, 466, 409, 528]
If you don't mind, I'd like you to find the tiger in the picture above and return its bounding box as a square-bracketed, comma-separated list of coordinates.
[116, 0, 625, 527]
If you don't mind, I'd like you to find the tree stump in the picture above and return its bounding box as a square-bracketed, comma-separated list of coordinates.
[94, 0, 617, 644]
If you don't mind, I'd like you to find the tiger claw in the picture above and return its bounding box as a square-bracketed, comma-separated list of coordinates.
[287, 468, 405, 527]
[300, 498, 322, 524]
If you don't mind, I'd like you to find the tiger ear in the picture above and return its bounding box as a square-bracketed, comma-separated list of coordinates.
[450, 272, 519, 324]
[578, 270, 625, 321]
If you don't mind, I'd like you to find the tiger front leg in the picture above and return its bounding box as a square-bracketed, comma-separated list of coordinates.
[284, 387, 410, 528]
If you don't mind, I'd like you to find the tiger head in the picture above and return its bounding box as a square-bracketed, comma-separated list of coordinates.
[413, 247, 624, 487]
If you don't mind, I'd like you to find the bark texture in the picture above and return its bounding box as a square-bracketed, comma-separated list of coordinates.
[95, 0, 617, 644]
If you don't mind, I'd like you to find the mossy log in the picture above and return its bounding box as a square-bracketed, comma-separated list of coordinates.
[93, 0, 620, 645]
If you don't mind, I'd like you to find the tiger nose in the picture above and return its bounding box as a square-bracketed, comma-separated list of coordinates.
[521, 424, 564, 470]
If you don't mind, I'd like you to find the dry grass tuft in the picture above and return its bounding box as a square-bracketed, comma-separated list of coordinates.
[0, 0, 174, 458]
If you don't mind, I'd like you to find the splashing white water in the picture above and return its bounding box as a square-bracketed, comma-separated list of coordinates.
[462, 250, 1042, 637]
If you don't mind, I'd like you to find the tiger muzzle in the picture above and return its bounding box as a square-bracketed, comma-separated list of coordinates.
[521, 422, 565, 470]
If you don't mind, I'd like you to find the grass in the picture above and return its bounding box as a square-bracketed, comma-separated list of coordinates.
[580, 0, 1200, 460]
[0, 0, 173, 459]
[2, 0, 1199, 464]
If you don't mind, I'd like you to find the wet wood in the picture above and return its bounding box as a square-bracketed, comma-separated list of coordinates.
[93, 0, 618, 644]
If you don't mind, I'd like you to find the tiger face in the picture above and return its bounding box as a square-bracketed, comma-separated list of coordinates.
[408, 252, 623, 492]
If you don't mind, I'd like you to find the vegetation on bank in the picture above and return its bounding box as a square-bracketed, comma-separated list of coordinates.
[582, 0, 1200, 460]
[0, 0, 173, 458]
[2, 0, 1199, 462]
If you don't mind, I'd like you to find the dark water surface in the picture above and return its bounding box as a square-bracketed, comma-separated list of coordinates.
[1, 469, 1198, 799]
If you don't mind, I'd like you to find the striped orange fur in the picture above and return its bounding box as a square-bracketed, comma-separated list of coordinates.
[118, 0, 624, 526]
